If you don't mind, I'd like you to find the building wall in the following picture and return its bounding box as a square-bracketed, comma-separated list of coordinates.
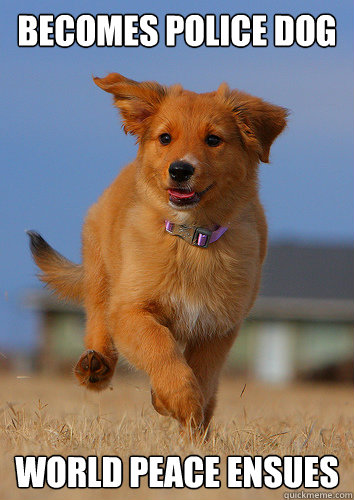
[227, 319, 354, 383]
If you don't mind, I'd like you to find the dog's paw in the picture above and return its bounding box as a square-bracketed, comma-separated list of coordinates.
[74, 350, 114, 391]
[175, 385, 204, 429]
[153, 376, 204, 429]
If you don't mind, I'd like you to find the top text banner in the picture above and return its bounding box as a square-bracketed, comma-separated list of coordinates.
[18, 14, 336, 48]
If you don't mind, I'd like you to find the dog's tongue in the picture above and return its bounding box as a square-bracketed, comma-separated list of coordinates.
[168, 189, 195, 199]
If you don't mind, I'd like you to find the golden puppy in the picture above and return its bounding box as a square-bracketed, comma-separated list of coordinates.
[28, 73, 287, 432]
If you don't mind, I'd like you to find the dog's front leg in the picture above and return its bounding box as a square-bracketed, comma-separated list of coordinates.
[74, 237, 118, 391]
[184, 328, 239, 430]
[109, 304, 204, 428]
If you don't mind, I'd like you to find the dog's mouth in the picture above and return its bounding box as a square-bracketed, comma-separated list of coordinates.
[168, 185, 213, 208]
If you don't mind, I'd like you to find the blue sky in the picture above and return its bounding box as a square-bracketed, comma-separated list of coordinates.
[1, 1, 353, 352]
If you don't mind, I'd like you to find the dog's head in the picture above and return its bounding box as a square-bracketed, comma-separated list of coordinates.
[94, 73, 287, 223]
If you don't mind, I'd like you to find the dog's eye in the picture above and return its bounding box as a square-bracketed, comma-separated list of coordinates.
[205, 135, 222, 147]
[159, 133, 171, 145]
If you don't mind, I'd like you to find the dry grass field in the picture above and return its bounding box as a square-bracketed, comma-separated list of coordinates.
[0, 371, 353, 500]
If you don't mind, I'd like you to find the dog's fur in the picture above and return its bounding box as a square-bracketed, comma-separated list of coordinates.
[28, 73, 287, 431]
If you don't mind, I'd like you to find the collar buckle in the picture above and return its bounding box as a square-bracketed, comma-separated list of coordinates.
[192, 227, 212, 248]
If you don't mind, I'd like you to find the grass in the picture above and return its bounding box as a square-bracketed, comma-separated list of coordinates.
[0, 372, 353, 499]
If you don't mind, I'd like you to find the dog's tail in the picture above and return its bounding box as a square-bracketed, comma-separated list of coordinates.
[26, 230, 84, 303]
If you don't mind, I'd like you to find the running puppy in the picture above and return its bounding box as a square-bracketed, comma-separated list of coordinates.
[27, 73, 287, 432]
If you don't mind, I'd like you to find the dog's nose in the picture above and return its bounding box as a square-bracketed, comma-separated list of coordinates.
[169, 161, 195, 183]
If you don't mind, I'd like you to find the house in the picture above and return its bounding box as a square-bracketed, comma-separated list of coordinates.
[233, 243, 353, 383]
[25, 243, 354, 383]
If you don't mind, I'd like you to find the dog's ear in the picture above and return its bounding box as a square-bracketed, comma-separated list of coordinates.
[93, 73, 167, 137]
[217, 84, 288, 163]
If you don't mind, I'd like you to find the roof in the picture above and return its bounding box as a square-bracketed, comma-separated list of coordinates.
[260, 243, 353, 300]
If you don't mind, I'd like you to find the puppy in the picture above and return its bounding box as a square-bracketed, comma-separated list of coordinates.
[27, 73, 287, 432]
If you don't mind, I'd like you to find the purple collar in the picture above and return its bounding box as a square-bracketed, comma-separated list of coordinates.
[165, 220, 228, 248]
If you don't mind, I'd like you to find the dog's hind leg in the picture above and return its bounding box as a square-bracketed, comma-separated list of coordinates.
[74, 236, 118, 391]
[184, 328, 238, 432]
